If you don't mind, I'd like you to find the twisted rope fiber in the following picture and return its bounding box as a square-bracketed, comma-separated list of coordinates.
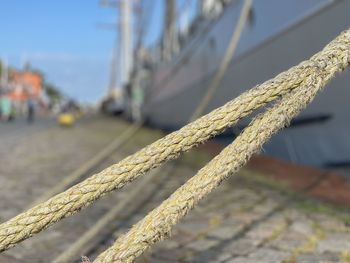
[0, 30, 349, 253]
[95, 85, 319, 263]
[94, 31, 350, 262]
[52, 2, 252, 262]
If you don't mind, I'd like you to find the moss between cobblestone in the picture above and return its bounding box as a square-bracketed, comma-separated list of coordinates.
[240, 169, 350, 226]
[266, 222, 288, 242]
[297, 200, 350, 226]
[341, 251, 350, 262]
[283, 223, 326, 263]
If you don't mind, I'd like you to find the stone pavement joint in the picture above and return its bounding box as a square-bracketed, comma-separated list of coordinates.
[2, 117, 350, 262]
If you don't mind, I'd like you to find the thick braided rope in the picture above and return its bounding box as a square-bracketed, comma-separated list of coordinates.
[94, 32, 350, 262]
[0, 30, 349, 253]
[51, 2, 251, 262]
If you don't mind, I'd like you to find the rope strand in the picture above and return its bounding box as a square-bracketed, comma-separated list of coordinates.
[94, 65, 341, 263]
[93, 29, 350, 262]
[0, 29, 348, 253]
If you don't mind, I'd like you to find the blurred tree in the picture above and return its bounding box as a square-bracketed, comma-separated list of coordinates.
[0, 59, 3, 78]
[44, 83, 63, 102]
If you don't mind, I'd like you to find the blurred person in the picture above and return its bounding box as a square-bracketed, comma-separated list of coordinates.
[0, 92, 12, 122]
[27, 96, 36, 123]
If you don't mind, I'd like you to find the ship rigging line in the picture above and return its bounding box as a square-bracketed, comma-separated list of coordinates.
[190, 0, 253, 121]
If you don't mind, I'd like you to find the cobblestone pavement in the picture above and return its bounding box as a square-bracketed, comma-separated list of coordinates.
[133, 173, 350, 263]
[1, 117, 350, 263]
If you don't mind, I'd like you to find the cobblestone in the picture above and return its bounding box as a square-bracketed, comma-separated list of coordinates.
[246, 248, 288, 262]
[223, 238, 256, 256]
[317, 233, 350, 253]
[187, 239, 218, 252]
[295, 252, 339, 263]
[270, 230, 307, 251]
[207, 225, 242, 240]
[2, 117, 350, 263]
[290, 219, 315, 237]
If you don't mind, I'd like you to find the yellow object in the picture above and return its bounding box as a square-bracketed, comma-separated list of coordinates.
[58, 113, 75, 126]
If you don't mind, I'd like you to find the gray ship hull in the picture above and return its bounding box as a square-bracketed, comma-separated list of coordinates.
[142, 0, 350, 168]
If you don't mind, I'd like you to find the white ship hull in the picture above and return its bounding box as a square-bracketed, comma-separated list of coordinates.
[141, 0, 350, 167]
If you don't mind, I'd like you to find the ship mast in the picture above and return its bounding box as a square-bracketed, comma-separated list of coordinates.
[108, 21, 119, 96]
[163, 0, 178, 60]
[120, 0, 133, 86]
[100, 0, 134, 97]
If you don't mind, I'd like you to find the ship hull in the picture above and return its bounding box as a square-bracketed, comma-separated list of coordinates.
[142, 0, 350, 168]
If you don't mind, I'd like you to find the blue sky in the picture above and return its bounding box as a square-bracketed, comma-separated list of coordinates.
[0, 0, 195, 102]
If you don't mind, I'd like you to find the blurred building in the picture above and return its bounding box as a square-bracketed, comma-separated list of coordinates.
[8, 70, 42, 101]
